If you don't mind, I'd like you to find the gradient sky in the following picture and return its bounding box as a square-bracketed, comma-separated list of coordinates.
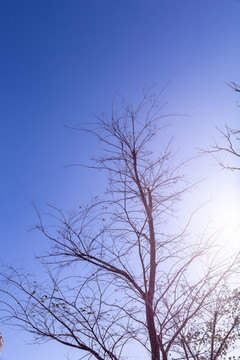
[0, 1, 240, 359]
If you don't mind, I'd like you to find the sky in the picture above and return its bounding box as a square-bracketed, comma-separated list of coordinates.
[0, 0, 240, 359]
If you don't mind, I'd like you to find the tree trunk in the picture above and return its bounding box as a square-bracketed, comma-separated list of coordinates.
[145, 300, 160, 360]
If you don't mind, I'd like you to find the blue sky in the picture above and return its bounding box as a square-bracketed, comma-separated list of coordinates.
[0, 0, 240, 359]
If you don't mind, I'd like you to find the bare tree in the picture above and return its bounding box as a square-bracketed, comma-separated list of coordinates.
[203, 82, 240, 171]
[205, 124, 240, 171]
[1, 88, 239, 360]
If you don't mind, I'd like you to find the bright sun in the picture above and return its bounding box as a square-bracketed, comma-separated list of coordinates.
[208, 184, 240, 253]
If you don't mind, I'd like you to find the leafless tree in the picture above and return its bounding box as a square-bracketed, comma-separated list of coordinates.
[205, 124, 240, 171]
[1, 87, 239, 360]
[203, 82, 240, 171]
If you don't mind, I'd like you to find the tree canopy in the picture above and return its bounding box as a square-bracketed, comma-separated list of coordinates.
[1, 88, 239, 360]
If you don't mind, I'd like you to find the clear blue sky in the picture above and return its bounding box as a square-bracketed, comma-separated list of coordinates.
[0, 1, 240, 359]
